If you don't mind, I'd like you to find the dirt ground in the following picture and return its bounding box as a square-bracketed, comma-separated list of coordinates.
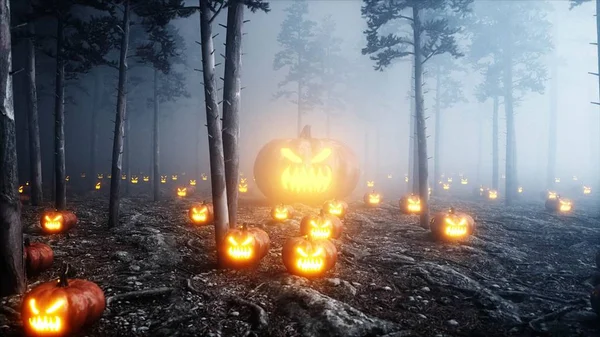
[2, 185, 600, 337]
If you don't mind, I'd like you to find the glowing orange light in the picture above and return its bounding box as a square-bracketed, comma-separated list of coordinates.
[97, 174, 103, 179]
[488, 189, 498, 199]
[171, 175, 178, 181]
[95, 182, 101, 190]
[189, 179, 196, 186]
[558, 199, 572, 212]
[130, 176, 138, 184]
[201, 173, 208, 181]
[143, 176, 150, 182]
[160, 176, 167, 183]
[177, 187, 187, 197]
[367, 180, 375, 187]
[280, 147, 333, 193]
[583, 186, 592, 195]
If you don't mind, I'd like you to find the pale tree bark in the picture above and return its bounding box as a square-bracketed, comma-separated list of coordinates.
[596, 0, 600, 200]
[363, 130, 368, 179]
[152, 68, 160, 201]
[503, 25, 518, 205]
[297, 78, 303, 136]
[0, 0, 26, 296]
[200, 0, 229, 261]
[54, 17, 66, 210]
[90, 71, 101, 190]
[124, 115, 130, 195]
[432, 63, 441, 195]
[492, 95, 499, 190]
[108, 0, 130, 228]
[547, 36, 558, 190]
[25, 0, 42, 205]
[413, 6, 430, 228]
[408, 57, 416, 193]
[222, 0, 244, 227]
[476, 107, 483, 186]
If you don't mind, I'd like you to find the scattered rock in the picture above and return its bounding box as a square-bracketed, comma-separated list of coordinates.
[281, 275, 308, 287]
[447, 319, 458, 326]
[327, 278, 341, 287]
[421, 287, 430, 292]
[113, 251, 133, 263]
[341, 281, 357, 296]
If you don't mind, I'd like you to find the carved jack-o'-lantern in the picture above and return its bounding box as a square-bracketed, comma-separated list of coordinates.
[188, 202, 214, 225]
[238, 178, 248, 193]
[447, 177, 453, 183]
[366, 180, 375, 188]
[364, 191, 381, 206]
[121, 174, 126, 180]
[160, 176, 167, 183]
[555, 177, 561, 183]
[399, 194, 421, 214]
[24, 238, 54, 276]
[271, 204, 294, 222]
[545, 197, 573, 213]
[487, 189, 498, 200]
[171, 174, 178, 181]
[387, 174, 392, 179]
[22, 265, 105, 336]
[220, 225, 270, 268]
[107, 174, 111, 179]
[19, 185, 24, 194]
[40, 211, 77, 234]
[80, 172, 86, 178]
[177, 187, 187, 197]
[201, 173, 208, 181]
[96, 174, 103, 179]
[430, 208, 475, 240]
[253, 125, 360, 203]
[65, 176, 70, 182]
[442, 183, 450, 190]
[584, 186, 592, 195]
[461, 178, 468, 185]
[95, 182, 101, 190]
[130, 176, 138, 184]
[546, 191, 558, 200]
[189, 179, 196, 186]
[322, 199, 348, 218]
[573, 175, 578, 181]
[143, 176, 150, 182]
[282, 236, 337, 278]
[517, 186, 523, 193]
[404, 175, 409, 183]
[300, 211, 343, 240]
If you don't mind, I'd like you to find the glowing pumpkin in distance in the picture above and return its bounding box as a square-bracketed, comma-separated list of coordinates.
[364, 191, 382, 206]
[322, 199, 348, 218]
[40, 211, 77, 234]
[171, 174, 178, 181]
[177, 187, 187, 197]
[461, 178, 468, 185]
[584, 186, 592, 195]
[21, 265, 105, 336]
[442, 183, 450, 190]
[97, 174, 103, 179]
[80, 172, 86, 178]
[143, 176, 150, 182]
[367, 180, 375, 188]
[300, 211, 343, 240]
[253, 125, 359, 203]
[189, 179, 196, 186]
[160, 176, 167, 184]
[95, 182, 101, 190]
[24, 238, 54, 276]
[220, 225, 270, 268]
[188, 202, 214, 225]
[487, 189, 498, 200]
[429, 208, 475, 241]
[271, 204, 294, 222]
[282, 236, 337, 278]
[545, 197, 573, 213]
[238, 178, 248, 193]
[130, 176, 139, 184]
[201, 173, 208, 181]
[121, 174, 127, 180]
[399, 194, 421, 214]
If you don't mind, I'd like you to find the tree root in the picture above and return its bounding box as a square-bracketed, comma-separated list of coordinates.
[229, 296, 268, 331]
[528, 305, 581, 332]
[106, 287, 175, 306]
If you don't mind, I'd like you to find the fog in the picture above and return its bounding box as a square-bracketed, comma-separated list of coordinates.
[13, 0, 600, 195]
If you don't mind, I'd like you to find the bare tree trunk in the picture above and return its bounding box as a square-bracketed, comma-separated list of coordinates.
[25, 0, 42, 205]
[546, 59, 557, 190]
[222, 0, 244, 227]
[412, 7, 430, 228]
[108, 0, 130, 228]
[432, 64, 441, 195]
[364, 129, 368, 179]
[200, 0, 229, 261]
[0, 0, 26, 296]
[297, 79, 303, 136]
[503, 30, 517, 205]
[152, 69, 160, 201]
[492, 95, 499, 190]
[596, 0, 600, 202]
[124, 115, 130, 195]
[90, 72, 101, 190]
[408, 57, 415, 193]
[374, 125, 379, 179]
[54, 18, 66, 210]
[411, 111, 418, 194]
[476, 106, 483, 186]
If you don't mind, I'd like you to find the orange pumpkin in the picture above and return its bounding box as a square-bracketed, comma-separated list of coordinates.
[282, 236, 337, 278]
[322, 199, 348, 218]
[40, 211, 77, 234]
[21, 265, 105, 336]
[188, 202, 214, 225]
[24, 238, 54, 276]
[545, 197, 572, 213]
[399, 194, 421, 214]
[363, 191, 381, 206]
[253, 125, 360, 203]
[299, 211, 343, 240]
[270, 204, 294, 222]
[220, 225, 270, 268]
[429, 208, 475, 241]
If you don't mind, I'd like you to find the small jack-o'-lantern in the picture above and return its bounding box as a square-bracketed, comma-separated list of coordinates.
[189, 179, 196, 186]
[22, 264, 105, 336]
[573, 175, 578, 181]
[143, 176, 150, 182]
[160, 175, 167, 183]
[442, 183, 450, 190]
[447, 177, 453, 183]
[40, 211, 77, 234]
[177, 187, 187, 197]
[188, 202, 214, 225]
[487, 189, 498, 200]
[238, 179, 248, 193]
[171, 174, 178, 181]
[282, 236, 337, 278]
[19, 185, 24, 193]
[387, 174, 392, 179]
[430, 208, 475, 240]
[364, 191, 381, 206]
[517, 186, 523, 193]
[367, 180, 375, 187]
[65, 176, 70, 182]
[461, 178, 468, 185]
[300, 211, 343, 240]
[121, 174, 127, 180]
[322, 199, 348, 218]
[201, 173, 208, 181]
[546, 191, 558, 200]
[399, 194, 421, 214]
[24, 238, 54, 276]
[545, 197, 573, 213]
[130, 176, 138, 184]
[80, 172, 86, 178]
[95, 182, 101, 190]
[554, 177, 560, 183]
[404, 175, 409, 183]
[583, 186, 592, 195]
[97, 174, 103, 179]
[220, 225, 270, 268]
[271, 203, 294, 221]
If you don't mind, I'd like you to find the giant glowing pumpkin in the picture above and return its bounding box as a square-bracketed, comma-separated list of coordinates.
[399, 194, 421, 214]
[271, 204, 294, 222]
[253, 125, 360, 203]
[188, 202, 214, 225]
[429, 208, 475, 241]
[24, 238, 54, 276]
[364, 191, 382, 206]
[220, 225, 270, 268]
[300, 211, 343, 240]
[22, 265, 105, 336]
[40, 211, 77, 234]
[282, 236, 337, 278]
[322, 199, 348, 218]
[545, 197, 573, 213]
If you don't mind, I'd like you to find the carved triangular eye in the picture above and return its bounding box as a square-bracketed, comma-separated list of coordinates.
[312, 247, 324, 257]
[29, 299, 40, 315]
[45, 299, 65, 314]
[296, 247, 308, 257]
[311, 148, 332, 164]
[321, 220, 331, 228]
[280, 148, 303, 163]
[241, 237, 253, 246]
[228, 237, 238, 246]
[53, 215, 62, 221]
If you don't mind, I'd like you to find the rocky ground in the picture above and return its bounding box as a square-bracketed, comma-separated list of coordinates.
[2, 187, 600, 337]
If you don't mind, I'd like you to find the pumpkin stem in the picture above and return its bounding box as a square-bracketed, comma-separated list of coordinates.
[24, 237, 31, 247]
[299, 125, 311, 139]
[449, 207, 455, 214]
[58, 263, 70, 287]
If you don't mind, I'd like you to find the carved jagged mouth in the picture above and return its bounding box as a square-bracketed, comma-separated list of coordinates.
[274, 213, 288, 220]
[407, 204, 421, 212]
[281, 165, 332, 193]
[296, 259, 324, 272]
[44, 222, 62, 231]
[29, 316, 62, 332]
[445, 226, 467, 237]
[310, 228, 331, 239]
[228, 247, 252, 260]
[559, 205, 571, 212]
[192, 214, 207, 222]
[328, 208, 342, 216]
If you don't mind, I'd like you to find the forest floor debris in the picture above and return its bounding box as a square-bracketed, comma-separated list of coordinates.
[1, 190, 600, 336]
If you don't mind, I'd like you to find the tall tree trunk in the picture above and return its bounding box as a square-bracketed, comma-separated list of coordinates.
[297, 79, 303, 136]
[547, 56, 557, 190]
[433, 64, 441, 195]
[90, 72, 101, 190]
[0, 0, 26, 296]
[124, 115, 130, 195]
[222, 0, 244, 227]
[476, 106, 483, 186]
[364, 129, 368, 180]
[408, 57, 415, 193]
[54, 18, 66, 210]
[152, 68, 160, 201]
[503, 31, 517, 205]
[492, 95, 499, 190]
[374, 125, 379, 179]
[200, 0, 229, 261]
[411, 110, 418, 194]
[596, 0, 600, 201]
[412, 6, 430, 228]
[25, 0, 42, 205]
[108, 0, 130, 228]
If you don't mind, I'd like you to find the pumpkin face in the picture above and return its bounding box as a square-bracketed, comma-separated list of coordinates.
[177, 187, 187, 197]
[282, 236, 337, 277]
[322, 199, 348, 218]
[517, 186, 523, 193]
[364, 191, 381, 206]
[188, 202, 214, 225]
[239, 178, 248, 193]
[461, 178, 468, 185]
[95, 182, 101, 190]
[430, 208, 475, 240]
[201, 173, 208, 181]
[545, 197, 572, 213]
[19, 185, 24, 193]
[65, 176, 70, 182]
[24, 239, 54, 276]
[171, 175, 178, 181]
[271, 204, 294, 221]
[160, 176, 167, 183]
[96, 174, 103, 179]
[143, 176, 150, 182]
[80, 172, 86, 178]
[300, 212, 343, 240]
[107, 174, 111, 179]
[584, 186, 592, 195]
[487, 189, 498, 200]
[387, 174, 392, 179]
[399, 194, 421, 214]
[189, 179, 196, 186]
[253, 125, 360, 203]
[447, 177, 453, 183]
[130, 176, 138, 184]
[121, 174, 127, 180]
[442, 183, 450, 190]
[547, 191, 558, 200]
[40, 211, 77, 234]
[220, 226, 270, 268]
[554, 177, 560, 183]
[22, 274, 105, 336]
[367, 180, 374, 187]
[404, 175, 409, 183]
